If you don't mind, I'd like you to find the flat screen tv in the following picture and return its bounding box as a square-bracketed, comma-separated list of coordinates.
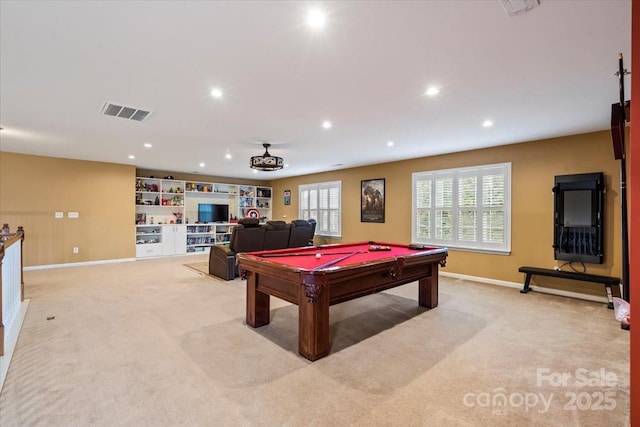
[198, 203, 229, 223]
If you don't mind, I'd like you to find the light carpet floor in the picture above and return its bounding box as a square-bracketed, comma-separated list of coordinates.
[0, 255, 629, 426]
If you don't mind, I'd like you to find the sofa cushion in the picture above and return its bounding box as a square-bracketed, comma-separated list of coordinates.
[262, 220, 291, 250]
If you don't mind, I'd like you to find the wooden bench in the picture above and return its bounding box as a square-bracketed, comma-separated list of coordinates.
[518, 266, 620, 309]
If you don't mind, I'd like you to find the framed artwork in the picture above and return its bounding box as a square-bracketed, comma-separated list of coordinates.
[361, 178, 385, 223]
[284, 189, 291, 205]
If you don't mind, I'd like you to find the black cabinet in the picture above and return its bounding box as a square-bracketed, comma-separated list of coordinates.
[553, 172, 604, 264]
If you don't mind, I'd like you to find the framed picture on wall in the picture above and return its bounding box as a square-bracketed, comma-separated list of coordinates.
[284, 189, 291, 205]
[361, 178, 385, 223]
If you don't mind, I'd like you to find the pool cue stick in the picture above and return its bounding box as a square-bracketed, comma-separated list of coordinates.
[312, 250, 362, 271]
[260, 251, 362, 258]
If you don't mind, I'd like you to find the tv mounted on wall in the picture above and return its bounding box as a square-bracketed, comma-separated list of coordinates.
[198, 203, 229, 223]
[552, 172, 604, 264]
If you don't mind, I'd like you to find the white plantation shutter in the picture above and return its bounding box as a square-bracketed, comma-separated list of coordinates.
[415, 179, 432, 239]
[458, 174, 477, 242]
[435, 175, 453, 240]
[299, 181, 341, 237]
[412, 163, 511, 253]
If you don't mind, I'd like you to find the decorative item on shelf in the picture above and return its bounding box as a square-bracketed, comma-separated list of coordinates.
[2, 223, 10, 235]
[150, 216, 155, 224]
[173, 212, 183, 224]
[136, 214, 146, 225]
[154, 196, 160, 205]
[246, 209, 260, 219]
[136, 179, 143, 191]
[164, 175, 174, 179]
[150, 184, 159, 192]
[250, 143, 284, 171]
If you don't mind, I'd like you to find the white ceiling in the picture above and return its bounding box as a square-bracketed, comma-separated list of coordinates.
[0, 1, 632, 180]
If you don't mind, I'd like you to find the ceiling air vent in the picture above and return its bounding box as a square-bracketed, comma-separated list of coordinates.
[101, 102, 152, 122]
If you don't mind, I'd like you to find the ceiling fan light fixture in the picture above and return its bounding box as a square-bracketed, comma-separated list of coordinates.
[250, 143, 284, 171]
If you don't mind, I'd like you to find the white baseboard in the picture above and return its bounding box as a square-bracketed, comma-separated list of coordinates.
[24, 258, 136, 271]
[0, 299, 30, 394]
[439, 271, 609, 305]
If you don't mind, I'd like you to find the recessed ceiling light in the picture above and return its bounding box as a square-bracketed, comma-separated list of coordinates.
[307, 9, 326, 29]
[128, 155, 135, 159]
[322, 120, 332, 129]
[482, 120, 494, 128]
[225, 153, 232, 160]
[210, 88, 223, 98]
[425, 87, 440, 96]
[143, 143, 152, 148]
[199, 162, 205, 168]
[387, 141, 394, 147]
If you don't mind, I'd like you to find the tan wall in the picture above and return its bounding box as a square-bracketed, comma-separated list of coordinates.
[0, 130, 622, 297]
[0, 152, 136, 266]
[270, 130, 621, 296]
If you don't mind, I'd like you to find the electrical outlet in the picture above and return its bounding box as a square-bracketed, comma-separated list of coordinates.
[73, 247, 79, 254]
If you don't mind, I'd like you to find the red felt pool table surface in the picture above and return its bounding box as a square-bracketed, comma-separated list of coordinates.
[237, 241, 448, 361]
[249, 242, 429, 270]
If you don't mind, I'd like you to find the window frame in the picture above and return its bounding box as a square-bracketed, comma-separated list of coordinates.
[299, 181, 342, 238]
[411, 162, 511, 254]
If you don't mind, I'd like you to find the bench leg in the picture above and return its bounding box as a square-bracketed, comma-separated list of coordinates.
[605, 285, 614, 309]
[520, 273, 533, 294]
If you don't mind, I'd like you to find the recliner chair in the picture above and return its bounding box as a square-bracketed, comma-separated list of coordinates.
[262, 220, 291, 250]
[208, 217, 265, 280]
[288, 219, 316, 247]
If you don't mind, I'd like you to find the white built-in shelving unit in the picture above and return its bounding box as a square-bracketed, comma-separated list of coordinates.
[135, 177, 272, 257]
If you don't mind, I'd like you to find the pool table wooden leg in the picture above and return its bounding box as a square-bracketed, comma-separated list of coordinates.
[418, 265, 439, 308]
[298, 285, 330, 361]
[246, 272, 270, 327]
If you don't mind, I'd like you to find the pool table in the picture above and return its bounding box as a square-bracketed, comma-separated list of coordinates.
[237, 241, 448, 361]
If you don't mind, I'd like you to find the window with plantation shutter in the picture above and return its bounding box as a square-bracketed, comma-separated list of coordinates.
[412, 163, 511, 253]
[299, 181, 341, 237]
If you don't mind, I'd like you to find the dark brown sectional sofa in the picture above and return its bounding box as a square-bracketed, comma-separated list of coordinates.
[208, 218, 316, 280]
